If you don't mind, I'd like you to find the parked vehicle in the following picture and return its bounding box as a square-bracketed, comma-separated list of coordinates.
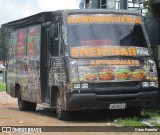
[2, 9, 160, 120]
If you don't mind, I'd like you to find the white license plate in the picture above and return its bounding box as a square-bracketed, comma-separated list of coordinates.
[109, 103, 126, 109]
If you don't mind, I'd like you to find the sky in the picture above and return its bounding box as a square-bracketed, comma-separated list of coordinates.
[0, 0, 81, 26]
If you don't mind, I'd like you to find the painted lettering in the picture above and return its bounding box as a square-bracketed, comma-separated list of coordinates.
[68, 15, 142, 25]
[70, 47, 138, 57]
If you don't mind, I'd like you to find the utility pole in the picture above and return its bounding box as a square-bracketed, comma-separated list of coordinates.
[84, 0, 129, 10]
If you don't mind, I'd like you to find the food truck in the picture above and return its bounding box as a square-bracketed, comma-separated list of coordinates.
[2, 9, 159, 120]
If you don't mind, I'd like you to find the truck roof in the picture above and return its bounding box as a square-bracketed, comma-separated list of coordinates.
[63, 9, 140, 15]
[2, 12, 52, 28]
[2, 9, 141, 28]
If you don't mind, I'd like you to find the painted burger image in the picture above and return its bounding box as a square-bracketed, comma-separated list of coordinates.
[131, 69, 146, 80]
[99, 68, 114, 80]
[115, 68, 131, 80]
[84, 71, 98, 80]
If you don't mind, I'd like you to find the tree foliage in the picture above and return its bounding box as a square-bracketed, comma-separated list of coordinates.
[143, 0, 159, 21]
[0, 27, 7, 61]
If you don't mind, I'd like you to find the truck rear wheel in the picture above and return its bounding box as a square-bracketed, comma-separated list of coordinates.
[56, 92, 70, 120]
[18, 91, 37, 111]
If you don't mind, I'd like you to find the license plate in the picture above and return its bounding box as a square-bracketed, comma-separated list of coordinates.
[109, 103, 126, 109]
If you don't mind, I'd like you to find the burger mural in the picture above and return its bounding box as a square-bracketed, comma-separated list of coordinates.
[115, 68, 131, 80]
[27, 28, 38, 59]
[76, 61, 150, 82]
[17, 30, 25, 59]
[99, 68, 114, 80]
[131, 69, 146, 80]
[84, 71, 98, 80]
[81, 67, 147, 81]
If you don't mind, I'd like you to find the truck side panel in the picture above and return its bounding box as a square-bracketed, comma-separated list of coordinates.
[7, 25, 42, 103]
[7, 30, 19, 97]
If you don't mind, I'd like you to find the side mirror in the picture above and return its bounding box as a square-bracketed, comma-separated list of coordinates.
[49, 23, 58, 39]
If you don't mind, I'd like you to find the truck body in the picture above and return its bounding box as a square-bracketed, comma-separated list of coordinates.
[2, 9, 160, 120]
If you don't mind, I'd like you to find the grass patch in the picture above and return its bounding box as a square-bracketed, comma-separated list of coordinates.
[141, 108, 160, 126]
[116, 117, 146, 126]
[0, 83, 6, 92]
[115, 108, 160, 126]
[142, 108, 160, 118]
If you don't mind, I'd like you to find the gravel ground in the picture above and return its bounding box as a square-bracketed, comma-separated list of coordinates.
[0, 92, 159, 135]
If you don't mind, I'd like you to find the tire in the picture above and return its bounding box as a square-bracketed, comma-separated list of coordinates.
[18, 91, 37, 111]
[56, 92, 70, 120]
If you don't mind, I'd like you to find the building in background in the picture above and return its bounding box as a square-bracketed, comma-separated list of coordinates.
[82, 0, 146, 15]
[148, 0, 160, 67]
[81, 0, 160, 46]
[81, 0, 160, 71]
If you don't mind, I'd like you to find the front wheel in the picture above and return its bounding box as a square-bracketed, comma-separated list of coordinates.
[18, 91, 37, 111]
[56, 92, 70, 120]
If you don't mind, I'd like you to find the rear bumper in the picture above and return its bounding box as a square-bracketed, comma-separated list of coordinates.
[65, 90, 160, 111]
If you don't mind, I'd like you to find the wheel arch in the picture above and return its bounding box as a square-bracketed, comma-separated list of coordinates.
[50, 86, 60, 108]
[15, 83, 20, 98]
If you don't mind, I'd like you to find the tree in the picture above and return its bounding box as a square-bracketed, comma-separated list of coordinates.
[143, 0, 159, 21]
[0, 27, 7, 61]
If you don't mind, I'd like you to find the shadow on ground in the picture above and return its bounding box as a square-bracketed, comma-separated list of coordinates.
[13, 106, 143, 122]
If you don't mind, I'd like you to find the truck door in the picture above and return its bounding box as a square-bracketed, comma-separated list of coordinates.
[41, 24, 50, 103]
[41, 17, 64, 104]
[48, 18, 66, 106]
[49, 19, 64, 86]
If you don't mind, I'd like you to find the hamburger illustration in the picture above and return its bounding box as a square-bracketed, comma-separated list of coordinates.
[84, 71, 98, 81]
[17, 30, 25, 59]
[131, 69, 146, 80]
[99, 68, 114, 80]
[27, 29, 37, 59]
[115, 68, 131, 80]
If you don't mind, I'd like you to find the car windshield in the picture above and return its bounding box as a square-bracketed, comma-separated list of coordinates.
[68, 14, 147, 48]
[68, 23, 147, 47]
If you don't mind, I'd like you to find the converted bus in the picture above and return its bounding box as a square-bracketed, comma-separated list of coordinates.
[2, 9, 159, 120]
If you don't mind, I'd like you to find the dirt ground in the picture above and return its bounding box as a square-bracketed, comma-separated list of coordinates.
[0, 92, 159, 135]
